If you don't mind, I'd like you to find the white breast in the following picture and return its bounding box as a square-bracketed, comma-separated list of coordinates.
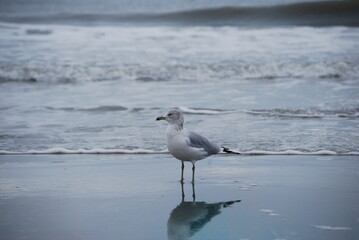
[166, 126, 207, 162]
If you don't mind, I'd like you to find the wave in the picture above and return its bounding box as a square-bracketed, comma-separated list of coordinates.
[243, 108, 359, 119]
[0, 1, 358, 27]
[46, 105, 128, 113]
[8, 105, 358, 119]
[0, 147, 358, 156]
[0, 65, 126, 84]
[1, 61, 358, 84]
[25, 29, 52, 35]
[178, 106, 237, 115]
[179, 107, 359, 119]
[3, 104, 356, 119]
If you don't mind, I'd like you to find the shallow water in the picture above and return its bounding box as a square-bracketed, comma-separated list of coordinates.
[0, 25, 358, 154]
[0, 154, 358, 240]
[0, 0, 359, 154]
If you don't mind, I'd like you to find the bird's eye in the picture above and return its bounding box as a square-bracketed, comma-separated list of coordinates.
[168, 113, 172, 116]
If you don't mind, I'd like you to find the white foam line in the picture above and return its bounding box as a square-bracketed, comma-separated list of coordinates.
[178, 106, 359, 119]
[343, 152, 359, 155]
[0, 148, 358, 156]
[0, 147, 168, 155]
[242, 109, 324, 119]
[238, 150, 339, 155]
[312, 225, 352, 231]
[178, 106, 237, 115]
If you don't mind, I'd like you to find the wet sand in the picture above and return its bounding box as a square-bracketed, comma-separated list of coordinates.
[0, 154, 358, 240]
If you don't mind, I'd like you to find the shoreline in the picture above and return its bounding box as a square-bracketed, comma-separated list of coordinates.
[1, 148, 358, 156]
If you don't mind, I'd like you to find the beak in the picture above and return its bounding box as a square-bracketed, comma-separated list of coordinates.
[156, 116, 166, 121]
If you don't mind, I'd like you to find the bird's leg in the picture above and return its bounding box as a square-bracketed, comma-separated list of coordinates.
[180, 161, 184, 183]
[191, 162, 196, 183]
[192, 181, 196, 202]
[181, 180, 185, 202]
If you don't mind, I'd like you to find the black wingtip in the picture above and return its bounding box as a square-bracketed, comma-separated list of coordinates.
[222, 147, 240, 155]
[223, 200, 241, 208]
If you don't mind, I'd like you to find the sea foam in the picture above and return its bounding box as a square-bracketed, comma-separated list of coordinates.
[178, 106, 359, 119]
[312, 225, 352, 231]
[0, 148, 357, 155]
[0, 148, 167, 155]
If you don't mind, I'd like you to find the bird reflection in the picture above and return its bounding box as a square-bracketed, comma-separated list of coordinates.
[167, 182, 241, 240]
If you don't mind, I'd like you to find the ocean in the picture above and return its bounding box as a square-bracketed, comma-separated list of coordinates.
[0, 0, 358, 155]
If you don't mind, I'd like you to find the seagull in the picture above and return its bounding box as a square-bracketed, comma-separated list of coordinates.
[156, 109, 238, 182]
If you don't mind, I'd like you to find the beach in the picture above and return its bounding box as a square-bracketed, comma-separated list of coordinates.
[0, 0, 359, 239]
[0, 154, 358, 240]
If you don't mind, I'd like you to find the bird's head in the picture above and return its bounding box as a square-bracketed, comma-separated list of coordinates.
[156, 109, 184, 125]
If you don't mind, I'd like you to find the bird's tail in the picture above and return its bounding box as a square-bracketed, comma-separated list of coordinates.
[222, 147, 240, 155]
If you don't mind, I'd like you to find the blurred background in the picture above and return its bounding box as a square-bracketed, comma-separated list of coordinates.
[0, 0, 358, 154]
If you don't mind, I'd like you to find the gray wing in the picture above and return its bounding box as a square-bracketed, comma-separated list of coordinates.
[188, 132, 220, 155]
